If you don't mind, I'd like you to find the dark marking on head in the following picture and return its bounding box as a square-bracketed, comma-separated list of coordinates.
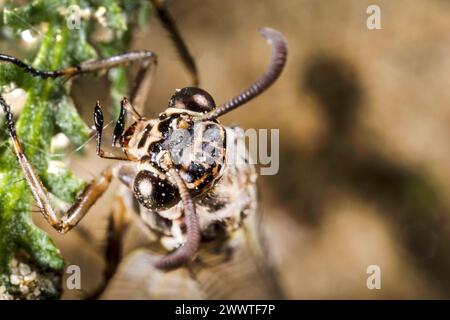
[157, 117, 172, 138]
[183, 162, 206, 184]
[121, 122, 137, 148]
[137, 123, 153, 148]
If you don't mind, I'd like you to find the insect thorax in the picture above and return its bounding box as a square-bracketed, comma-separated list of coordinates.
[136, 125, 258, 252]
[123, 108, 227, 211]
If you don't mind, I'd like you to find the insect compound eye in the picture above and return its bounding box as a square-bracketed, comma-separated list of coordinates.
[169, 87, 216, 113]
[133, 170, 180, 210]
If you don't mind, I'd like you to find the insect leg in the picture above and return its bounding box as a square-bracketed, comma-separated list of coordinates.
[0, 53, 76, 78]
[0, 95, 122, 234]
[1, 51, 157, 115]
[127, 55, 157, 116]
[87, 186, 132, 299]
[101, 165, 137, 277]
[0, 51, 156, 80]
[77, 51, 158, 116]
[150, 0, 199, 86]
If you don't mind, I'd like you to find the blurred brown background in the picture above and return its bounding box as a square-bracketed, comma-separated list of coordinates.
[6, 0, 450, 299]
[138, 0, 450, 299]
[129, 0, 450, 299]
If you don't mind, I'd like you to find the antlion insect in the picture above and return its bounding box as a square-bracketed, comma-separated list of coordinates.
[0, 2, 287, 298]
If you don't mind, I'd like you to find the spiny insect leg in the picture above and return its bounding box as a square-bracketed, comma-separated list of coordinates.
[150, 0, 199, 86]
[1, 95, 121, 234]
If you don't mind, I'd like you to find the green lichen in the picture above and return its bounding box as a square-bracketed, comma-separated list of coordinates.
[0, 0, 148, 299]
